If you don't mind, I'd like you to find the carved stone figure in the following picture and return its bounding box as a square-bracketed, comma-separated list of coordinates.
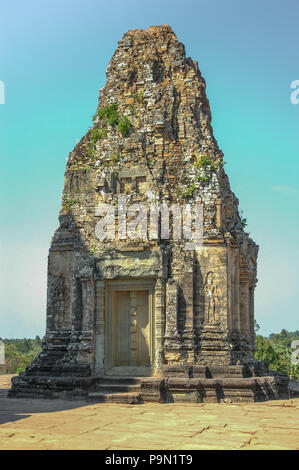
[52, 275, 66, 328]
[204, 271, 217, 324]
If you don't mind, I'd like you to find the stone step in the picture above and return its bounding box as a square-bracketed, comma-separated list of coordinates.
[94, 376, 142, 386]
[88, 391, 142, 404]
[95, 383, 141, 393]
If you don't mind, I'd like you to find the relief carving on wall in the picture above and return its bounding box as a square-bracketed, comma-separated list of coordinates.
[52, 274, 66, 328]
[204, 271, 219, 325]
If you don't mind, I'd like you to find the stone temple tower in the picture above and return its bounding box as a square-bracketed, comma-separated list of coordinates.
[10, 25, 289, 402]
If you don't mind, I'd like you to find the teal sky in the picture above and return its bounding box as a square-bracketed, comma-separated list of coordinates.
[0, 0, 298, 337]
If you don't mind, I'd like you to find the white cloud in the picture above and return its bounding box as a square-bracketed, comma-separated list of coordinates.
[270, 185, 298, 195]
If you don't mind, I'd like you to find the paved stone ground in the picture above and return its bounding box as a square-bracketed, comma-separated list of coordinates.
[0, 375, 298, 450]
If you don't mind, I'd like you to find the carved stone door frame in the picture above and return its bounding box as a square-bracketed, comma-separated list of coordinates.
[104, 279, 155, 375]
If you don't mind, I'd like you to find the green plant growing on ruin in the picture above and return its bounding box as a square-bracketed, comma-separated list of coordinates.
[92, 103, 133, 138]
[180, 183, 196, 198]
[97, 103, 119, 126]
[197, 173, 211, 184]
[89, 244, 96, 255]
[62, 196, 80, 212]
[97, 154, 121, 168]
[197, 154, 211, 167]
[101, 160, 112, 167]
[192, 154, 223, 172]
[118, 115, 132, 137]
[134, 91, 145, 104]
[89, 128, 107, 145]
[87, 146, 95, 159]
[81, 164, 92, 171]
[240, 210, 247, 228]
[128, 103, 135, 115]
[110, 153, 121, 164]
[191, 154, 224, 185]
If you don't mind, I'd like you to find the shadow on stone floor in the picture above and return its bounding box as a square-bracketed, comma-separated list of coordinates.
[0, 413, 31, 425]
[0, 390, 91, 426]
[0, 388, 8, 398]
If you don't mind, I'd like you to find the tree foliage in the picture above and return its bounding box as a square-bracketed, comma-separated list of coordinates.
[255, 330, 299, 380]
[1, 337, 42, 374]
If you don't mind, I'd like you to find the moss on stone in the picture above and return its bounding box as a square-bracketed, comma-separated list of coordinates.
[118, 116, 132, 137]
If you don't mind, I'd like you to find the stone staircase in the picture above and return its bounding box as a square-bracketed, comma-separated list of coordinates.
[88, 376, 143, 404]
[9, 366, 290, 403]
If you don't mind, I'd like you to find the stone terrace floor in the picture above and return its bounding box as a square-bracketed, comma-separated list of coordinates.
[0, 375, 298, 450]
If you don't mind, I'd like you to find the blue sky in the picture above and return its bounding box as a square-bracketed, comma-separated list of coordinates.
[0, 0, 298, 337]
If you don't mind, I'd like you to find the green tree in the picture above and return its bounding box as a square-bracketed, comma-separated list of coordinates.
[255, 334, 299, 380]
[255, 335, 277, 363]
[2, 339, 42, 374]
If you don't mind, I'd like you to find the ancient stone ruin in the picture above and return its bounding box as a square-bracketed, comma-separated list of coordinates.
[10, 25, 289, 403]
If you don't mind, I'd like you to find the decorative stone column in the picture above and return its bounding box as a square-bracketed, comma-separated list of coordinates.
[81, 278, 94, 331]
[239, 272, 250, 333]
[154, 278, 166, 374]
[181, 251, 195, 362]
[248, 282, 256, 351]
[165, 279, 179, 341]
[95, 280, 105, 375]
[78, 278, 95, 365]
[232, 250, 241, 331]
[164, 279, 181, 364]
[129, 290, 137, 366]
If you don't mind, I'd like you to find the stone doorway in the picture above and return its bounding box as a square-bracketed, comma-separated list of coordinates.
[113, 290, 150, 366]
[104, 280, 155, 376]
